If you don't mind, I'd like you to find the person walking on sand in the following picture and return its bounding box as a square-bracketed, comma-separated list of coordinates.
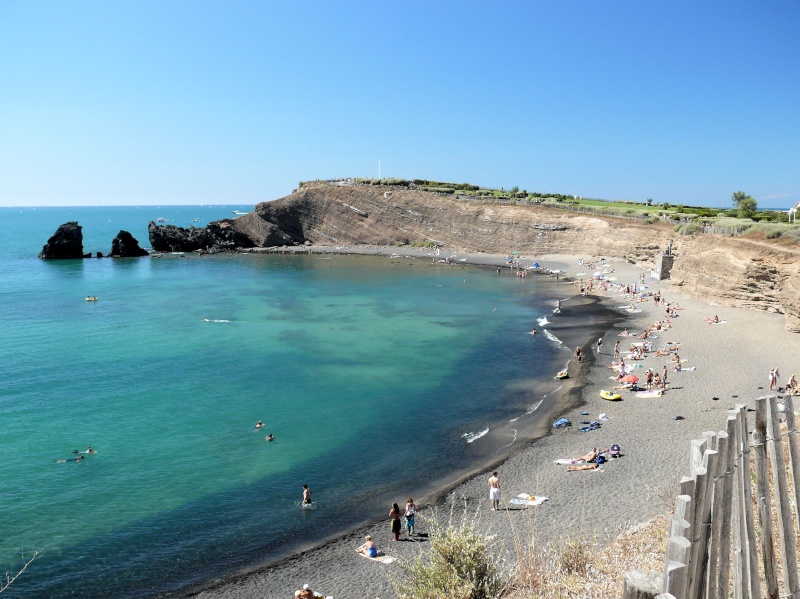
[488, 471, 501, 511]
[389, 502, 402, 541]
[769, 368, 777, 391]
[575, 346, 582, 363]
[613, 341, 620, 360]
[662, 365, 668, 390]
[302, 484, 312, 506]
[596, 337, 603, 353]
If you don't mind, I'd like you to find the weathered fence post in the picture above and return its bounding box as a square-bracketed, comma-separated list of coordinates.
[687, 442, 718, 599]
[715, 415, 737, 599]
[736, 405, 760, 599]
[753, 397, 779, 599]
[766, 395, 799, 594]
[783, 395, 800, 542]
[707, 430, 730, 599]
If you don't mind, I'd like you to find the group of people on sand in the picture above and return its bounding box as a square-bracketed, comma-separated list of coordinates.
[353, 498, 417, 558]
[768, 367, 797, 394]
[601, 280, 692, 392]
[567, 447, 615, 471]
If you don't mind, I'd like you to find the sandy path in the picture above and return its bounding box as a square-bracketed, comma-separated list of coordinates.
[175, 249, 800, 599]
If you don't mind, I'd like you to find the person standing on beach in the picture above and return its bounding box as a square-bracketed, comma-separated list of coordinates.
[662, 365, 668, 391]
[302, 484, 312, 506]
[613, 341, 620, 360]
[404, 498, 416, 536]
[769, 368, 777, 391]
[596, 338, 603, 353]
[575, 346, 582, 363]
[488, 472, 501, 511]
[389, 502, 402, 541]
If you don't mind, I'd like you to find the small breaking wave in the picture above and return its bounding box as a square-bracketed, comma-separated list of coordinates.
[537, 316, 549, 326]
[202, 319, 230, 323]
[526, 398, 544, 414]
[462, 428, 489, 443]
[543, 329, 562, 345]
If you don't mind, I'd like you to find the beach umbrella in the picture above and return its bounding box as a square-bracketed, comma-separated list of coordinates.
[621, 374, 639, 383]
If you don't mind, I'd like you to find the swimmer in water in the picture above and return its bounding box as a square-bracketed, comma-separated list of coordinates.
[254, 421, 264, 430]
[72, 446, 95, 455]
[265, 433, 274, 442]
[57, 455, 85, 463]
[530, 328, 537, 335]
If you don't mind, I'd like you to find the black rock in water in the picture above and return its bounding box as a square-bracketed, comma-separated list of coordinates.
[148, 221, 254, 253]
[110, 230, 149, 257]
[39, 221, 85, 259]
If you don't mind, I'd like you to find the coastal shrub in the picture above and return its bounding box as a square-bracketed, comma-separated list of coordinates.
[644, 216, 658, 225]
[390, 510, 505, 599]
[766, 229, 782, 239]
[673, 223, 702, 235]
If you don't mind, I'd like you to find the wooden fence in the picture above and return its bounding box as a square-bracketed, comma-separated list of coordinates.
[623, 395, 800, 599]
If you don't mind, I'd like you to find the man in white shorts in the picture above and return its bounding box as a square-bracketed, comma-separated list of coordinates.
[488, 471, 501, 511]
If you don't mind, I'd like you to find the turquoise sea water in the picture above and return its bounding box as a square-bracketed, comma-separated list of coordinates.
[0, 206, 578, 598]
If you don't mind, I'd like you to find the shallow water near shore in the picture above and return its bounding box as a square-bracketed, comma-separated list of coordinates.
[0, 207, 603, 598]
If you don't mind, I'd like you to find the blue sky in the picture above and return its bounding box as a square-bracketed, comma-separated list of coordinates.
[1, 1, 797, 208]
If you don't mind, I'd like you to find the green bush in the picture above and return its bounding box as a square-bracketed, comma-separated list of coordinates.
[674, 222, 702, 235]
[644, 216, 658, 224]
[390, 512, 505, 599]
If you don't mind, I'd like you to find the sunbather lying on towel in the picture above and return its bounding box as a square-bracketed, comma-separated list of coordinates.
[567, 463, 601, 472]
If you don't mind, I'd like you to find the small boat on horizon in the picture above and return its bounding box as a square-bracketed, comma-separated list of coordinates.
[156, 217, 170, 223]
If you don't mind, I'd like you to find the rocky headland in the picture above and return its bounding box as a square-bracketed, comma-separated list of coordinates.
[148, 182, 800, 331]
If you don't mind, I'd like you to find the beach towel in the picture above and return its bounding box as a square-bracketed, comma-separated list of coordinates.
[553, 418, 571, 428]
[358, 553, 395, 564]
[636, 390, 663, 398]
[510, 493, 548, 506]
[554, 458, 582, 465]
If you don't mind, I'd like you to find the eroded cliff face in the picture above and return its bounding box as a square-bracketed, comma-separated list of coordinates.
[229, 185, 672, 262]
[668, 236, 800, 332]
[160, 184, 800, 331]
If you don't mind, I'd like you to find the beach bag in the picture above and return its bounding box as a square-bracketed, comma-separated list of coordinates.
[610, 444, 621, 458]
[594, 455, 606, 464]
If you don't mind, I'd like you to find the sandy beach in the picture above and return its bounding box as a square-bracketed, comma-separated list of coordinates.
[173, 247, 800, 599]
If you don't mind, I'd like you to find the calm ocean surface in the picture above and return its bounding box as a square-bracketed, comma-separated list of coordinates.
[0, 206, 577, 598]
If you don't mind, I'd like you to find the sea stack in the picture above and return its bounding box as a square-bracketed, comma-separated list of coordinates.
[39, 221, 85, 259]
[110, 230, 149, 257]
